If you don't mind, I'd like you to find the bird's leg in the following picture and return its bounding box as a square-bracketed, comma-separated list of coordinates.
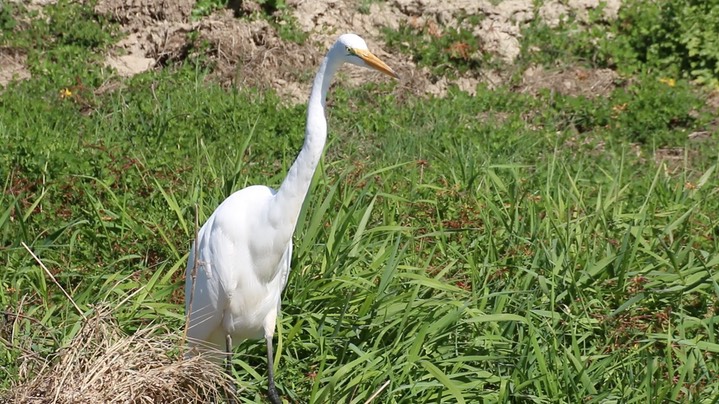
[266, 336, 282, 404]
[225, 334, 237, 404]
[225, 334, 234, 375]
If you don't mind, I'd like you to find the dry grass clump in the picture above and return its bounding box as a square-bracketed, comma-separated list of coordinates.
[2, 308, 235, 404]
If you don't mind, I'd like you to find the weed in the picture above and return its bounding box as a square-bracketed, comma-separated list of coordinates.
[521, 0, 719, 85]
[614, 0, 719, 85]
[384, 15, 487, 77]
[533, 73, 711, 146]
[358, 0, 384, 15]
[0, 2, 17, 31]
[271, 11, 309, 45]
[193, 0, 228, 19]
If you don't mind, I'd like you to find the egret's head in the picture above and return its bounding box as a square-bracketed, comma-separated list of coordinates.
[334, 33, 399, 79]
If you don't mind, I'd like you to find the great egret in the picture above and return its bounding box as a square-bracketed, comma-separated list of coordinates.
[184, 34, 398, 404]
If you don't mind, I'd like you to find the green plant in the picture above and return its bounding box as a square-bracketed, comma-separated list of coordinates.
[271, 11, 308, 45]
[534, 74, 710, 147]
[192, 0, 228, 19]
[608, 75, 705, 145]
[522, 0, 719, 85]
[383, 16, 486, 77]
[615, 0, 719, 85]
[0, 2, 17, 31]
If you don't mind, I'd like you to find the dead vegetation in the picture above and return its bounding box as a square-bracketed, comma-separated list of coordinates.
[1, 307, 234, 404]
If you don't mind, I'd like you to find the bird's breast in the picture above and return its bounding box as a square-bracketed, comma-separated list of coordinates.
[223, 281, 280, 339]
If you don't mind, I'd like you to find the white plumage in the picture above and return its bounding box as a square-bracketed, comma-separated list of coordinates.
[184, 33, 398, 404]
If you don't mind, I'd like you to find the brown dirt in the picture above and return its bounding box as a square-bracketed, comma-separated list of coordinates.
[707, 89, 719, 110]
[95, 0, 195, 76]
[6, 0, 57, 12]
[1, 0, 626, 103]
[84, 0, 626, 103]
[653, 146, 699, 175]
[194, 10, 323, 103]
[0, 48, 31, 87]
[519, 65, 620, 98]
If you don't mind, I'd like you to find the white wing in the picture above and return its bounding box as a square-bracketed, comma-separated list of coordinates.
[185, 185, 286, 351]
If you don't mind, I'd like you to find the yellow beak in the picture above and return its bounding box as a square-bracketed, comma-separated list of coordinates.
[354, 49, 399, 79]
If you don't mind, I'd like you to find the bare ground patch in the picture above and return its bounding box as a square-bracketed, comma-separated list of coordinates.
[7, 0, 58, 13]
[88, 0, 628, 103]
[95, 0, 195, 77]
[519, 65, 620, 98]
[194, 11, 323, 103]
[0, 48, 31, 87]
[228, 0, 623, 99]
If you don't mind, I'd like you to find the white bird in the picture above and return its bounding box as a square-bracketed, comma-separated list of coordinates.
[184, 33, 398, 404]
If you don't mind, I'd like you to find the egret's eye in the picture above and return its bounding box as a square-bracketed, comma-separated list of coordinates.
[346, 47, 355, 56]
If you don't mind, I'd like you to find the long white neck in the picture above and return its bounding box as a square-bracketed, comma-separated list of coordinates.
[269, 51, 340, 231]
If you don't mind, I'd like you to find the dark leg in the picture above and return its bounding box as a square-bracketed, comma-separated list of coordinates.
[225, 334, 236, 404]
[266, 336, 282, 404]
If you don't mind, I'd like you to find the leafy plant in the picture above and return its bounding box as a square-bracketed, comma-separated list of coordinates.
[535, 74, 710, 147]
[271, 11, 308, 45]
[522, 0, 719, 85]
[384, 16, 486, 76]
[192, 0, 228, 19]
[0, 1, 17, 31]
[614, 0, 719, 85]
[608, 75, 705, 145]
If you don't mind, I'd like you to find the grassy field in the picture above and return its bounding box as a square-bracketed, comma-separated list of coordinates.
[2, 0, 719, 402]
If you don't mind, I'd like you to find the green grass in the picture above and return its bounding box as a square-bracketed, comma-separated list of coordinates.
[2, 1, 719, 403]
